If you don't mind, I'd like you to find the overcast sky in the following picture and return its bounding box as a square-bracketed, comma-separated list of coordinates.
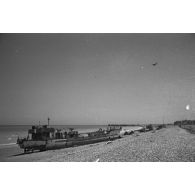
[0, 34, 195, 125]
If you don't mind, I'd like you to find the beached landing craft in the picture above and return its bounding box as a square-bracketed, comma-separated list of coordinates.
[17, 123, 122, 153]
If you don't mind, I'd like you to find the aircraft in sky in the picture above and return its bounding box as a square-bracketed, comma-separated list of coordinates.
[152, 62, 158, 66]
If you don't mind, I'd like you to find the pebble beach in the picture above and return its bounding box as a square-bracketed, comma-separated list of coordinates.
[1, 126, 195, 162]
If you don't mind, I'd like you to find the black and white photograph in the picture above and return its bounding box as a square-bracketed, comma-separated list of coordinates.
[1, 1, 195, 195]
[1, 33, 195, 162]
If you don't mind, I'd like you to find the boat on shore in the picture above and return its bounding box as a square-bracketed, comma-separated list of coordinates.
[17, 123, 121, 153]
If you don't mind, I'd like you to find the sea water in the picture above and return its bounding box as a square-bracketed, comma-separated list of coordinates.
[0, 125, 107, 146]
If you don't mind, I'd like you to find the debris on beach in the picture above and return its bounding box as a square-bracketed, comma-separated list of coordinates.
[106, 141, 112, 144]
[17, 120, 121, 153]
[95, 158, 100, 162]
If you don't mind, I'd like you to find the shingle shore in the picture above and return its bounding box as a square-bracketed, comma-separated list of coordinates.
[7, 126, 195, 162]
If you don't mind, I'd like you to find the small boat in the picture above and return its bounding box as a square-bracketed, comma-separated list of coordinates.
[17, 123, 121, 153]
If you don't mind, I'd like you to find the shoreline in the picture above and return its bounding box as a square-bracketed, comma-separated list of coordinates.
[0, 143, 17, 147]
[0, 126, 195, 162]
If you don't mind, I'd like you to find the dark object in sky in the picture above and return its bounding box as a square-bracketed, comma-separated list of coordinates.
[152, 62, 158, 66]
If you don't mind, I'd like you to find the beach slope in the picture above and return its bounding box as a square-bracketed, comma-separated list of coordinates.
[1, 126, 195, 162]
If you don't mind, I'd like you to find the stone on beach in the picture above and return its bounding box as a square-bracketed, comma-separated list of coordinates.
[1, 126, 195, 162]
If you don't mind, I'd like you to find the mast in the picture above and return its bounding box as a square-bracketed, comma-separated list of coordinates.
[48, 117, 50, 127]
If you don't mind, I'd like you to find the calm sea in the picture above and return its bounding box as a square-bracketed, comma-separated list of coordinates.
[0, 125, 107, 146]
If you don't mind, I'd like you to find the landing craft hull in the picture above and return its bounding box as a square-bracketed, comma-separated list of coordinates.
[46, 134, 119, 149]
[18, 134, 120, 152]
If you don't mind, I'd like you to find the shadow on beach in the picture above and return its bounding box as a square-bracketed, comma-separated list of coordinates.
[11, 149, 47, 157]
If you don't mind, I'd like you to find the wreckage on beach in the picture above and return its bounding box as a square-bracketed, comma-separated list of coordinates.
[17, 120, 122, 153]
[17, 118, 149, 153]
